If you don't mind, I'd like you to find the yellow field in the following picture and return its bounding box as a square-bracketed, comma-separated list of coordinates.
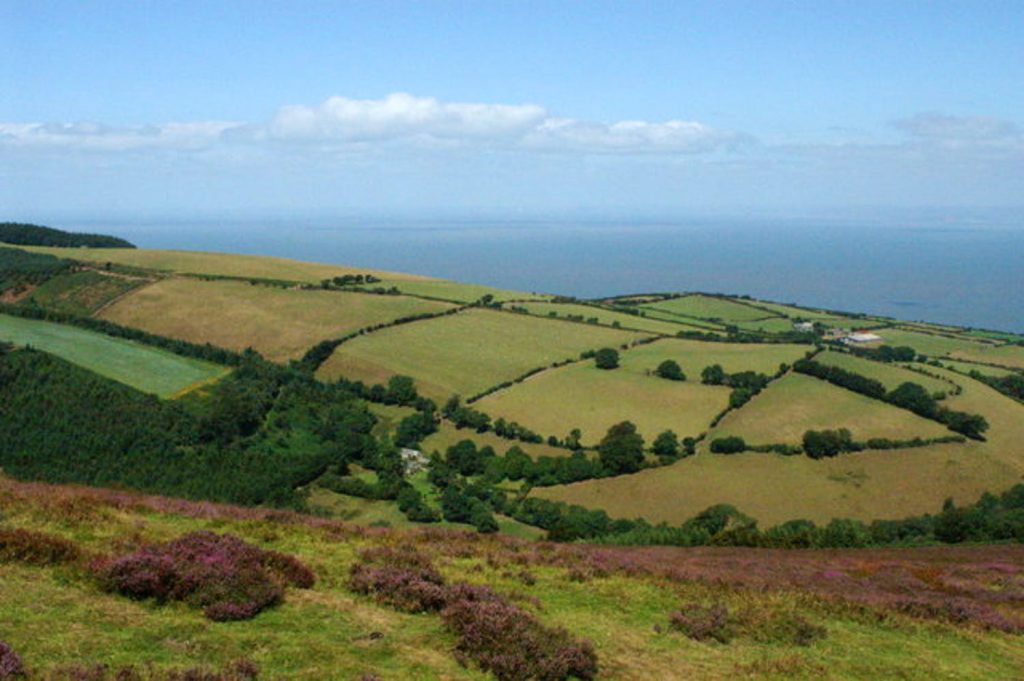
[474, 361, 730, 445]
[100, 278, 455, 362]
[712, 373, 951, 444]
[950, 344, 1024, 370]
[535, 368, 1024, 525]
[815, 350, 952, 394]
[9, 245, 430, 284]
[317, 308, 647, 400]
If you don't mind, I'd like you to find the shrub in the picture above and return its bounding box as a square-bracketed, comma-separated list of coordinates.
[654, 359, 685, 381]
[442, 583, 598, 681]
[594, 348, 619, 370]
[92, 531, 313, 621]
[0, 528, 81, 566]
[348, 545, 448, 613]
[709, 436, 746, 454]
[0, 641, 24, 679]
[668, 603, 731, 643]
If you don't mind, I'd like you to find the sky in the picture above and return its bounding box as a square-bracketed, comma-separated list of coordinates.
[1, 1, 1022, 220]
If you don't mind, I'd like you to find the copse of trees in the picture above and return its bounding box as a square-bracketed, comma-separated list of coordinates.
[802, 428, 855, 459]
[655, 359, 685, 381]
[0, 222, 135, 248]
[710, 436, 747, 454]
[594, 347, 620, 370]
[0, 247, 73, 290]
[598, 421, 645, 474]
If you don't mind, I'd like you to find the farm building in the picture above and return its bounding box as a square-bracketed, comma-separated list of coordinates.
[842, 332, 883, 344]
[793, 321, 815, 332]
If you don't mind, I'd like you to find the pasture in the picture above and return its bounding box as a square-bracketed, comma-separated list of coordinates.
[535, 369, 1024, 526]
[871, 327, 994, 358]
[711, 373, 951, 445]
[640, 294, 776, 322]
[513, 301, 705, 335]
[951, 344, 1024, 370]
[0, 313, 225, 397]
[316, 307, 647, 400]
[24, 270, 145, 315]
[616, 337, 809, 379]
[815, 350, 953, 394]
[941, 359, 1019, 378]
[361, 278, 551, 303]
[474, 360, 731, 445]
[100, 278, 455, 362]
[420, 423, 573, 459]
[11, 245, 428, 284]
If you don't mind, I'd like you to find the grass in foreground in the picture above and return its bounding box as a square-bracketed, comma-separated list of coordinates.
[0, 312, 225, 397]
[0, 476, 1022, 679]
[317, 308, 648, 401]
[99, 278, 455, 362]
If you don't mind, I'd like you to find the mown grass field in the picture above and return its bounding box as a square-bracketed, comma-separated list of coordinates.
[512, 301, 707, 335]
[9, 245, 430, 284]
[951, 344, 1024, 370]
[870, 327, 995, 358]
[0, 313, 225, 397]
[475, 361, 730, 445]
[711, 373, 952, 445]
[360, 278, 552, 303]
[640, 294, 777, 322]
[536, 368, 1024, 526]
[2, 476, 1022, 680]
[815, 350, 953, 394]
[24, 270, 146, 315]
[100, 278, 455, 362]
[316, 308, 647, 401]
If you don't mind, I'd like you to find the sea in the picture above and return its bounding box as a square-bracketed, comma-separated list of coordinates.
[62, 216, 1024, 333]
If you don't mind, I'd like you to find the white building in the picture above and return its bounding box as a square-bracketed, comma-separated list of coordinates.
[842, 332, 883, 344]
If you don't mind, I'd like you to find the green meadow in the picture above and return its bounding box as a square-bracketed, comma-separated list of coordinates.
[951, 343, 1024, 370]
[871, 327, 995, 357]
[0, 313, 226, 397]
[513, 301, 708, 334]
[640, 294, 776, 322]
[815, 350, 953, 394]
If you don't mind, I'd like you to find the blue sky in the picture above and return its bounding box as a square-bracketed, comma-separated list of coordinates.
[2, 1, 1022, 219]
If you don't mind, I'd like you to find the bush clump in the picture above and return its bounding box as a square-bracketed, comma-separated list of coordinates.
[347, 545, 448, 613]
[91, 531, 314, 621]
[0, 641, 24, 679]
[0, 528, 81, 566]
[668, 603, 731, 642]
[442, 583, 598, 681]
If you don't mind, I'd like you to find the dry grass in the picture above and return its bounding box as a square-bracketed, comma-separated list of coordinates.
[317, 308, 648, 400]
[100, 278, 455, 362]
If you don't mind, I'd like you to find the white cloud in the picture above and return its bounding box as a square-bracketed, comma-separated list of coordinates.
[0, 121, 242, 152]
[893, 113, 1022, 151]
[526, 117, 747, 153]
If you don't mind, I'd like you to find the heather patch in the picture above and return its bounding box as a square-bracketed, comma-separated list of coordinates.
[347, 544, 447, 613]
[0, 527, 81, 567]
[0, 641, 24, 680]
[91, 531, 314, 621]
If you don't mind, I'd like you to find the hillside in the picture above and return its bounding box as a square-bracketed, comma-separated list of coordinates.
[0, 222, 135, 248]
[1, 240, 1023, 540]
[1, 476, 1022, 679]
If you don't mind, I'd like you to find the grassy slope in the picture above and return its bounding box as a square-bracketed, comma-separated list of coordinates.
[0, 313, 225, 397]
[641, 295, 776, 322]
[317, 308, 648, 401]
[99, 278, 455, 362]
[8, 245, 431, 284]
[951, 344, 1024, 370]
[475, 361, 731, 446]
[709, 373, 951, 444]
[2, 477, 1022, 679]
[535, 369, 1024, 525]
[815, 350, 952, 394]
[24, 270, 145, 315]
[513, 301, 709, 335]
[871, 328, 994, 357]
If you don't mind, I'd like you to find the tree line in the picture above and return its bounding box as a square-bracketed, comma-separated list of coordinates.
[0, 222, 135, 248]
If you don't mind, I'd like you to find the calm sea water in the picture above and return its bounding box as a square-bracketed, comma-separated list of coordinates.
[67, 218, 1024, 333]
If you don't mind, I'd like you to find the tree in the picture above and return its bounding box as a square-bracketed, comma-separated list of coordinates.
[709, 436, 746, 454]
[802, 428, 854, 459]
[655, 359, 685, 381]
[701, 364, 726, 385]
[594, 347, 620, 370]
[598, 421, 645, 474]
[385, 375, 417, 405]
[652, 430, 679, 462]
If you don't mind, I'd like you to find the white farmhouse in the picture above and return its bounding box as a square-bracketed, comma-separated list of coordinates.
[842, 331, 883, 344]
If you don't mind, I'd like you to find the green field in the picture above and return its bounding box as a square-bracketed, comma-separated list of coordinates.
[24, 270, 146, 315]
[360, 277, 552, 303]
[0, 313, 226, 397]
[732, 317, 804, 333]
[9, 245, 429, 284]
[617, 337, 809, 378]
[950, 344, 1024, 370]
[816, 350, 953, 394]
[317, 308, 648, 400]
[869, 327, 995, 357]
[536, 369, 1024, 525]
[100, 278, 455, 362]
[711, 373, 951, 445]
[634, 306, 726, 330]
[475, 360, 731, 445]
[512, 301, 706, 335]
[640, 294, 777, 322]
[420, 422, 573, 459]
[941, 359, 1019, 378]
